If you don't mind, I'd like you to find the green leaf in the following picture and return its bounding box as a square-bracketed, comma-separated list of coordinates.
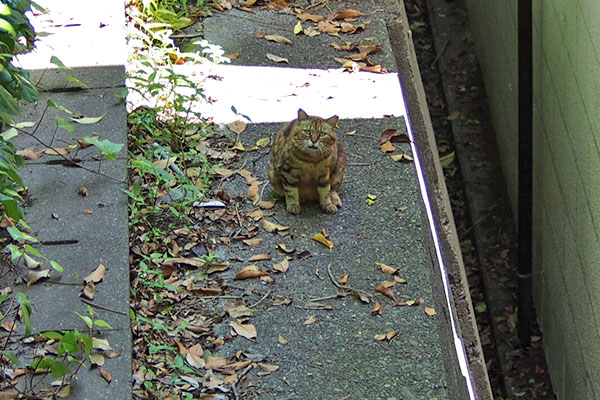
[31, 357, 71, 378]
[12, 120, 37, 129]
[71, 112, 106, 125]
[0, 4, 10, 16]
[67, 75, 88, 88]
[16, 292, 31, 336]
[75, 312, 93, 329]
[7, 226, 38, 243]
[50, 260, 64, 272]
[6, 244, 23, 261]
[93, 319, 113, 329]
[74, 331, 92, 357]
[1, 350, 20, 366]
[50, 55, 70, 70]
[46, 99, 73, 115]
[0, 19, 16, 36]
[81, 136, 124, 160]
[55, 116, 75, 133]
[0, 127, 18, 140]
[57, 330, 81, 355]
[24, 244, 46, 259]
[42, 331, 64, 340]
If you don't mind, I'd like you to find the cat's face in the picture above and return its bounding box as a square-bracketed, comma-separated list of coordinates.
[293, 109, 339, 155]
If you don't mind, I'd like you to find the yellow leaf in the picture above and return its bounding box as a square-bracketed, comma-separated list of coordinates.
[293, 21, 303, 35]
[279, 334, 288, 344]
[425, 306, 436, 316]
[380, 141, 396, 153]
[256, 137, 270, 147]
[84, 264, 106, 284]
[303, 315, 317, 325]
[312, 233, 334, 249]
[27, 269, 50, 286]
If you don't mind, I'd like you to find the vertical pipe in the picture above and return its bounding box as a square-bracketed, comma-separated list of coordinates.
[517, 0, 533, 346]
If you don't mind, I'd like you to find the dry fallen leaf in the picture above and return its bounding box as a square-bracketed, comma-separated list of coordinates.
[27, 269, 50, 286]
[230, 321, 257, 339]
[390, 153, 414, 163]
[277, 243, 295, 254]
[84, 264, 106, 284]
[447, 111, 460, 121]
[278, 334, 288, 345]
[266, 53, 289, 63]
[317, 21, 341, 35]
[214, 167, 236, 178]
[248, 182, 260, 202]
[262, 218, 289, 233]
[258, 363, 280, 373]
[44, 146, 71, 156]
[81, 281, 96, 300]
[264, 34, 292, 45]
[227, 120, 247, 134]
[234, 264, 270, 280]
[296, 12, 324, 22]
[376, 262, 397, 275]
[90, 353, 105, 367]
[374, 282, 396, 301]
[380, 141, 396, 153]
[425, 306, 436, 316]
[312, 233, 334, 249]
[17, 146, 45, 160]
[243, 238, 264, 246]
[338, 273, 349, 285]
[98, 368, 112, 383]
[273, 259, 289, 273]
[83, 208, 93, 214]
[394, 276, 407, 284]
[328, 8, 364, 21]
[372, 302, 383, 316]
[248, 253, 271, 262]
[303, 315, 317, 325]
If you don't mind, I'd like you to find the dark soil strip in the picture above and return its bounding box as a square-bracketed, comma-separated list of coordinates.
[404, 0, 555, 398]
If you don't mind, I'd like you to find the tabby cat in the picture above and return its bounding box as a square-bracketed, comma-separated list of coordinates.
[268, 109, 346, 214]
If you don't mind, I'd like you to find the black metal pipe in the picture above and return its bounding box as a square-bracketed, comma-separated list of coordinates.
[517, 0, 533, 346]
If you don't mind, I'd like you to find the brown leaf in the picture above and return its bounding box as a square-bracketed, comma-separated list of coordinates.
[379, 129, 398, 144]
[380, 141, 396, 153]
[262, 218, 289, 233]
[303, 315, 317, 325]
[190, 287, 223, 296]
[254, 31, 265, 39]
[230, 321, 257, 339]
[376, 262, 397, 275]
[356, 44, 383, 55]
[258, 362, 280, 373]
[248, 253, 271, 262]
[248, 182, 259, 202]
[234, 264, 269, 280]
[227, 120, 247, 134]
[266, 53, 289, 63]
[214, 167, 236, 178]
[163, 257, 205, 268]
[359, 64, 387, 73]
[394, 276, 407, 284]
[44, 146, 71, 156]
[372, 302, 383, 316]
[83, 208, 93, 214]
[328, 8, 363, 20]
[340, 22, 365, 34]
[296, 12, 324, 22]
[386, 330, 400, 340]
[338, 273, 349, 285]
[225, 52, 240, 59]
[425, 306, 436, 316]
[316, 21, 341, 35]
[205, 356, 228, 370]
[27, 269, 50, 286]
[84, 264, 106, 284]
[0, 321, 16, 332]
[243, 238, 264, 246]
[98, 368, 112, 383]
[225, 304, 253, 318]
[374, 283, 396, 301]
[264, 34, 292, 45]
[239, 6, 254, 12]
[312, 233, 334, 249]
[17, 146, 45, 160]
[277, 243, 295, 254]
[273, 258, 289, 273]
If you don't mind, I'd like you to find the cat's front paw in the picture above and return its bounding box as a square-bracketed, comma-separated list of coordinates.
[321, 201, 338, 214]
[286, 203, 302, 215]
[330, 192, 342, 207]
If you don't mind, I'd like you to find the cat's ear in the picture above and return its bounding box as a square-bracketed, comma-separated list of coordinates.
[326, 115, 339, 128]
[297, 109, 309, 120]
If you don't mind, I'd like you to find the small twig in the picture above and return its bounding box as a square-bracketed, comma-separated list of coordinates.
[45, 280, 82, 286]
[249, 289, 272, 308]
[347, 162, 373, 166]
[308, 294, 339, 302]
[79, 299, 128, 316]
[327, 264, 373, 301]
[170, 32, 204, 39]
[233, 363, 254, 400]
[431, 37, 450, 69]
[17, 127, 125, 183]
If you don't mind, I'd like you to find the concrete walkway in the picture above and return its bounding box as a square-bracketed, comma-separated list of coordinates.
[10, 1, 131, 398]
[3, 0, 492, 399]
